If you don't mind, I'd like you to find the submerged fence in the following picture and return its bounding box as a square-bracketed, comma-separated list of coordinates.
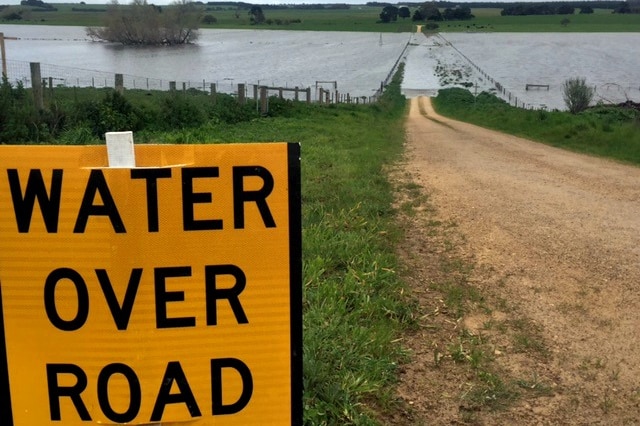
[436, 34, 640, 110]
[4, 59, 387, 106]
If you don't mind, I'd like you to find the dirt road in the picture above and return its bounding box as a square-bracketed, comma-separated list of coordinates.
[396, 97, 640, 424]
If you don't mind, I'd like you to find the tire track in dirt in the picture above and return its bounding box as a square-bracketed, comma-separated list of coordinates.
[398, 96, 640, 424]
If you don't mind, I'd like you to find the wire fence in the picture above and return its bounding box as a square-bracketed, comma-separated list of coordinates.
[4, 59, 389, 104]
[436, 33, 640, 110]
[6, 59, 247, 94]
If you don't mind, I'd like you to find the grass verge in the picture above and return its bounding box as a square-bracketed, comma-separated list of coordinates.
[140, 70, 413, 425]
[432, 88, 640, 166]
[38, 67, 412, 424]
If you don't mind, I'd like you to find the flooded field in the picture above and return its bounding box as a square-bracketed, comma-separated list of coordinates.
[1, 25, 411, 98]
[403, 32, 640, 110]
[2, 24, 639, 110]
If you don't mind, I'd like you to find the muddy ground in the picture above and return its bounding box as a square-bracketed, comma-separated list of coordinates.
[391, 97, 640, 425]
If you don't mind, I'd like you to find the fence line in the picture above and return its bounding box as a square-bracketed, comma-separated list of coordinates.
[436, 34, 639, 110]
[4, 59, 384, 105]
[372, 35, 412, 100]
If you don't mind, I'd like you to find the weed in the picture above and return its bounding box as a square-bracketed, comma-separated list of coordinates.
[516, 372, 554, 397]
[509, 319, 549, 357]
[600, 388, 615, 414]
[462, 371, 519, 411]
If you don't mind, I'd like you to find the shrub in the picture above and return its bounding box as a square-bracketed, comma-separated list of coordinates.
[562, 77, 594, 114]
[160, 94, 208, 129]
[76, 90, 143, 138]
[201, 14, 216, 24]
[425, 22, 440, 30]
[211, 94, 257, 124]
[0, 78, 34, 143]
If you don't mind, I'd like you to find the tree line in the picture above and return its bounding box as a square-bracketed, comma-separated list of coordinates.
[370, 1, 623, 9]
[378, 0, 637, 23]
[379, 3, 473, 23]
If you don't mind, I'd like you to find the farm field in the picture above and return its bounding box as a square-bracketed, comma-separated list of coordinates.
[1, 3, 639, 32]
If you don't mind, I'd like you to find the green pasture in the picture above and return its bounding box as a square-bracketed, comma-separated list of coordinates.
[2, 3, 639, 32]
[463, 8, 640, 32]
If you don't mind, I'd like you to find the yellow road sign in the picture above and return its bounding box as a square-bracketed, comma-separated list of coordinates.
[0, 143, 302, 425]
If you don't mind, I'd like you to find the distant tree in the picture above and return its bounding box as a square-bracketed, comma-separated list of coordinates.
[442, 6, 474, 20]
[411, 9, 424, 21]
[379, 5, 399, 23]
[579, 5, 594, 13]
[2, 11, 23, 20]
[398, 5, 410, 19]
[201, 13, 216, 24]
[249, 5, 265, 24]
[614, 0, 640, 12]
[561, 17, 570, 26]
[502, 3, 556, 15]
[563, 77, 594, 113]
[86, 0, 200, 45]
[20, 0, 53, 8]
[419, 2, 442, 21]
[557, 4, 575, 14]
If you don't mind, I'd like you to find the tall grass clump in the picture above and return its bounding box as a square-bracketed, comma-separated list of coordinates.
[433, 88, 640, 165]
[563, 77, 595, 114]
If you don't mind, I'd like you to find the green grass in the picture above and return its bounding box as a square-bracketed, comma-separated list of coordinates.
[448, 8, 640, 32]
[432, 88, 640, 166]
[2, 3, 416, 32]
[2, 3, 639, 32]
[181, 69, 414, 425]
[34, 68, 411, 425]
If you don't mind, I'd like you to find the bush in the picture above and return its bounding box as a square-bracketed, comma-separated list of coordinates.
[0, 78, 35, 143]
[75, 90, 143, 138]
[562, 77, 595, 114]
[211, 94, 257, 124]
[160, 94, 208, 129]
[201, 14, 216, 24]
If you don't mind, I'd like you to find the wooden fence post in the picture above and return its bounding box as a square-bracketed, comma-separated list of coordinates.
[169, 81, 176, 92]
[0, 33, 6, 77]
[253, 84, 258, 102]
[30, 62, 43, 110]
[210, 83, 217, 105]
[182, 82, 186, 93]
[115, 73, 124, 93]
[238, 83, 246, 105]
[306, 88, 311, 104]
[260, 86, 268, 115]
[294, 87, 299, 101]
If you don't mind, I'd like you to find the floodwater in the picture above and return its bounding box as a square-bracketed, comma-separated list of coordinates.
[1, 25, 412, 98]
[2, 24, 639, 109]
[404, 32, 640, 110]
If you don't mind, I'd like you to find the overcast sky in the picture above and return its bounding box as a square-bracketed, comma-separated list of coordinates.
[1, 0, 550, 5]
